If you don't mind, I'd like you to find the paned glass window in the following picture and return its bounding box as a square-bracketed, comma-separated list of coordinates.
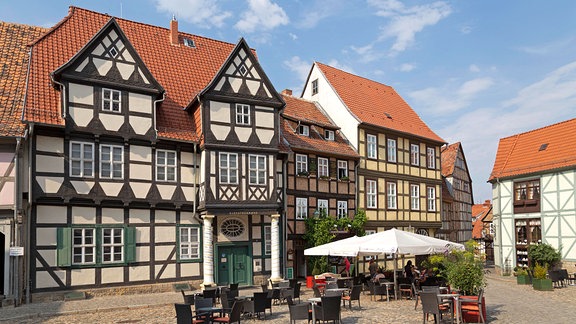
[236, 103, 250, 125]
[367, 134, 377, 159]
[102, 89, 121, 112]
[367, 180, 377, 208]
[219, 153, 238, 184]
[70, 142, 94, 177]
[156, 150, 177, 182]
[100, 144, 123, 179]
[318, 157, 329, 177]
[296, 198, 308, 219]
[179, 226, 200, 259]
[249, 155, 266, 185]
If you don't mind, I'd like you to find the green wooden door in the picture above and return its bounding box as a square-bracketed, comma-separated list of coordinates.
[217, 246, 249, 285]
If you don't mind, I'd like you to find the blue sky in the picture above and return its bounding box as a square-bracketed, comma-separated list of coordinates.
[3, 0, 576, 204]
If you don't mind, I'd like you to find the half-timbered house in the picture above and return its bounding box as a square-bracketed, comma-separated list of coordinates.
[280, 90, 358, 278]
[439, 142, 473, 244]
[301, 62, 445, 268]
[0, 21, 47, 304]
[489, 118, 576, 272]
[18, 6, 284, 298]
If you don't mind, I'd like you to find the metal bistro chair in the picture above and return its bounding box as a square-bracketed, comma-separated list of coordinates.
[313, 295, 342, 324]
[174, 303, 207, 324]
[420, 291, 453, 324]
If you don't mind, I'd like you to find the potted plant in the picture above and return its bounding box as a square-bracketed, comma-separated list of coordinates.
[531, 263, 553, 291]
[515, 267, 531, 284]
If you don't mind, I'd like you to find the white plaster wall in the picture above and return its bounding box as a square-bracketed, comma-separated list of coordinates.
[101, 267, 124, 284]
[255, 109, 274, 127]
[37, 250, 56, 267]
[69, 106, 94, 127]
[101, 208, 124, 223]
[36, 136, 63, 153]
[210, 101, 231, 123]
[137, 227, 150, 243]
[36, 270, 65, 289]
[302, 65, 360, 150]
[129, 265, 151, 281]
[253, 242, 262, 255]
[136, 246, 150, 262]
[70, 181, 94, 194]
[155, 245, 173, 261]
[36, 205, 67, 224]
[180, 212, 199, 225]
[130, 145, 151, 162]
[130, 183, 151, 199]
[130, 164, 151, 180]
[181, 262, 201, 276]
[36, 176, 63, 193]
[155, 226, 175, 243]
[156, 264, 176, 279]
[236, 127, 251, 142]
[72, 206, 96, 224]
[181, 166, 195, 184]
[181, 152, 196, 166]
[130, 116, 152, 135]
[36, 154, 64, 173]
[68, 83, 93, 105]
[156, 210, 176, 224]
[71, 268, 96, 285]
[130, 209, 150, 224]
[100, 114, 124, 131]
[36, 228, 56, 246]
[157, 185, 176, 200]
[100, 182, 123, 197]
[211, 125, 230, 141]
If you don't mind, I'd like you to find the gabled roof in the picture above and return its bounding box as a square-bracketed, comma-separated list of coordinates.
[281, 94, 359, 158]
[488, 118, 576, 181]
[441, 142, 460, 176]
[0, 22, 47, 137]
[314, 62, 445, 144]
[24, 6, 243, 142]
[472, 200, 492, 239]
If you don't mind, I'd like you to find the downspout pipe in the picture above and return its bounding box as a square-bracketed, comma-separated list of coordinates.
[25, 123, 34, 304]
[50, 74, 67, 119]
[12, 134, 23, 305]
[152, 92, 166, 138]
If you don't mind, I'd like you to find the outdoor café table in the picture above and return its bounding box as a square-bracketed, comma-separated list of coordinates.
[437, 293, 461, 324]
[325, 288, 350, 297]
[197, 306, 223, 322]
[308, 297, 322, 323]
[379, 281, 394, 302]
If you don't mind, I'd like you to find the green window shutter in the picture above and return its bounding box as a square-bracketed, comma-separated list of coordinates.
[125, 226, 136, 263]
[57, 227, 72, 267]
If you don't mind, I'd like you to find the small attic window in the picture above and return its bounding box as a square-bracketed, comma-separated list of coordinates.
[298, 124, 309, 136]
[239, 64, 248, 76]
[183, 38, 195, 48]
[384, 112, 392, 119]
[109, 46, 119, 58]
[325, 130, 334, 141]
[539, 143, 548, 151]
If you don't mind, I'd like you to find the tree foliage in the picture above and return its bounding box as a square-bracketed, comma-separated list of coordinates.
[303, 209, 367, 275]
[528, 243, 561, 269]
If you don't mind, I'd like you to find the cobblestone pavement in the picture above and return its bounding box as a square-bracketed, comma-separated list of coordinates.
[1, 271, 575, 323]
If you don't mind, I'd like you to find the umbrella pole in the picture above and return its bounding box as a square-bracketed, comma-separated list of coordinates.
[393, 253, 398, 300]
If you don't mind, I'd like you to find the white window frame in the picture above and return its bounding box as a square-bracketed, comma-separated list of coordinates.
[156, 149, 177, 182]
[296, 154, 308, 175]
[427, 187, 436, 211]
[298, 124, 310, 136]
[219, 153, 238, 184]
[318, 199, 328, 216]
[249, 154, 266, 185]
[72, 228, 96, 265]
[367, 180, 377, 209]
[387, 182, 397, 210]
[337, 200, 348, 219]
[312, 79, 319, 95]
[427, 147, 436, 169]
[102, 227, 124, 263]
[411, 184, 420, 210]
[264, 226, 272, 255]
[179, 226, 200, 259]
[387, 138, 397, 163]
[318, 157, 329, 177]
[337, 160, 348, 179]
[367, 134, 377, 159]
[100, 144, 124, 179]
[296, 198, 308, 219]
[236, 103, 251, 125]
[102, 88, 121, 112]
[70, 141, 94, 177]
[325, 130, 334, 141]
[410, 144, 420, 166]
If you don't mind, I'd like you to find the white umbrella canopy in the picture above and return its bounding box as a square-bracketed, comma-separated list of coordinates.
[304, 235, 368, 257]
[356, 228, 465, 256]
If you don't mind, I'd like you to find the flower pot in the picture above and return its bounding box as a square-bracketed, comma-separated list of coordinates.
[516, 274, 531, 285]
[460, 296, 486, 323]
[306, 276, 314, 288]
[532, 278, 553, 291]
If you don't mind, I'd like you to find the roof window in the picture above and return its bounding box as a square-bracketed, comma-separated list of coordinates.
[539, 143, 548, 151]
[183, 38, 195, 48]
[325, 130, 334, 141]
[109, 46, 118, 58]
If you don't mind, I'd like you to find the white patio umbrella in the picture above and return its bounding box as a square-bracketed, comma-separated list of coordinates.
[304, 235, 367, 257]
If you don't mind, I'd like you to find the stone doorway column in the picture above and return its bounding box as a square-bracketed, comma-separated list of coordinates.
[202, 214, 215, 287]
[270, 214, 282, 281]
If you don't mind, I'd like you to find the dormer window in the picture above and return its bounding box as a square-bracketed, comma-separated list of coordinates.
[102, 89, 121, 112]
[325, 130, 334, 141]
[236, 103, 250, 125]
[298, 124, 309, 136]
[183, 38, 195, 48]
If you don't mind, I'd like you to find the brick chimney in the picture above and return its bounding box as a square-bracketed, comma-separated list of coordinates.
[281, 89, 292, 96]
[483, 199, 491, 207]
[170, 16, 179, 45]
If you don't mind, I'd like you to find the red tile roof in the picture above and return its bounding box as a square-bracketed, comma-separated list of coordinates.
[0, 22, 47, 137]
[488, 118, 576, 181]
[472, 200, 492, 239]
[24, 6, 243, 142]
[441, 142, 460, 176]
[281, 94, 359, 158]
[315, 62, 444, 143]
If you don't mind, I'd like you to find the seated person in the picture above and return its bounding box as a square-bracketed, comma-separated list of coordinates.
[372, 269, 386, 283]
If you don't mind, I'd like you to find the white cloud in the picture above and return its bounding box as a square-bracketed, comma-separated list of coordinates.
[368, 0, 452, 55]
[458, 78, 494, 97]
[154, 0, 232, 28]
[283, 56, 312, 83]
[326, 59, 355, 74]
[516, 37, 576, 55]
[398, 63, 416, 72]
[235, 0, 289, 34]
[469, 64, 480, 73]
[350, 43, 382, 63]
[460, 25, 472, 34]
[295, 0, 347, 28]
[289, 33, 298, 40]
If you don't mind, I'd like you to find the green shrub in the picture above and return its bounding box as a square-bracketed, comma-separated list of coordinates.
[516, 268, 528, 276]
[528, 243, 561, 268]
[533, 263, 548, 279]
